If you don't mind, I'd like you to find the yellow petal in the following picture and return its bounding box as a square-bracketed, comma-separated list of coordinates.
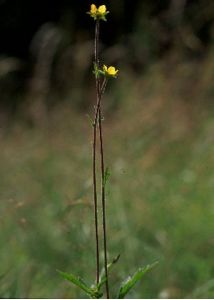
[108, 66, 117, 75]
[90, 4, 97, 14]
[98, 5, 106, 14]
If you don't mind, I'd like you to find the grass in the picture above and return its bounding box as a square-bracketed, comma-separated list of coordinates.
[0, 58, 214, 298]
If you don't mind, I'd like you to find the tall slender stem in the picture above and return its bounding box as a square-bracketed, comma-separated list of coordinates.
[92, 121, 99, 285]
[93, 19, 110, 297]
[93, 19, 100, 285]
[98, 104, 110, 299]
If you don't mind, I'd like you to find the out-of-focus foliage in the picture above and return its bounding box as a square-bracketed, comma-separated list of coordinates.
[0, 54, 213, 297]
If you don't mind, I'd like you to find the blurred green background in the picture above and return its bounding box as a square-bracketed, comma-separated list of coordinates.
[0, 0, 214, 298]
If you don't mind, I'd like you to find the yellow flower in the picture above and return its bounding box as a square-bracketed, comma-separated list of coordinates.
[103, 65, 119, 77]
[88, 4, 109, 21]
[98, 5, 106, 15]
[90, 4, 97, 14]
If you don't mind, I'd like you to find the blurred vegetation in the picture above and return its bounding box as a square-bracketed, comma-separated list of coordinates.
[0, 0, 214, 298]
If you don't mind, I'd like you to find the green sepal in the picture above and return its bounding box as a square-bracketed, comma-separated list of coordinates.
[100, 11, 110, 22]
[100, 15, 107, 22]
[87, 11, 109, 22]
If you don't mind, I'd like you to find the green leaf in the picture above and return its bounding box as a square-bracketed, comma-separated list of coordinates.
[93, 62, 99, 78]
[97, 254, 120, 290]
[93, 62, 105, 79]
[93, 62, 101, 79]
[118, 261, 158, 299]
[57, 270, 93, 297]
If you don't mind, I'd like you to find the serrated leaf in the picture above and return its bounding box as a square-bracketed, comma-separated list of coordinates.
[57, 270, 93, 297]
[97, 254, 120, 290]
[118, 261, 158, 299]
